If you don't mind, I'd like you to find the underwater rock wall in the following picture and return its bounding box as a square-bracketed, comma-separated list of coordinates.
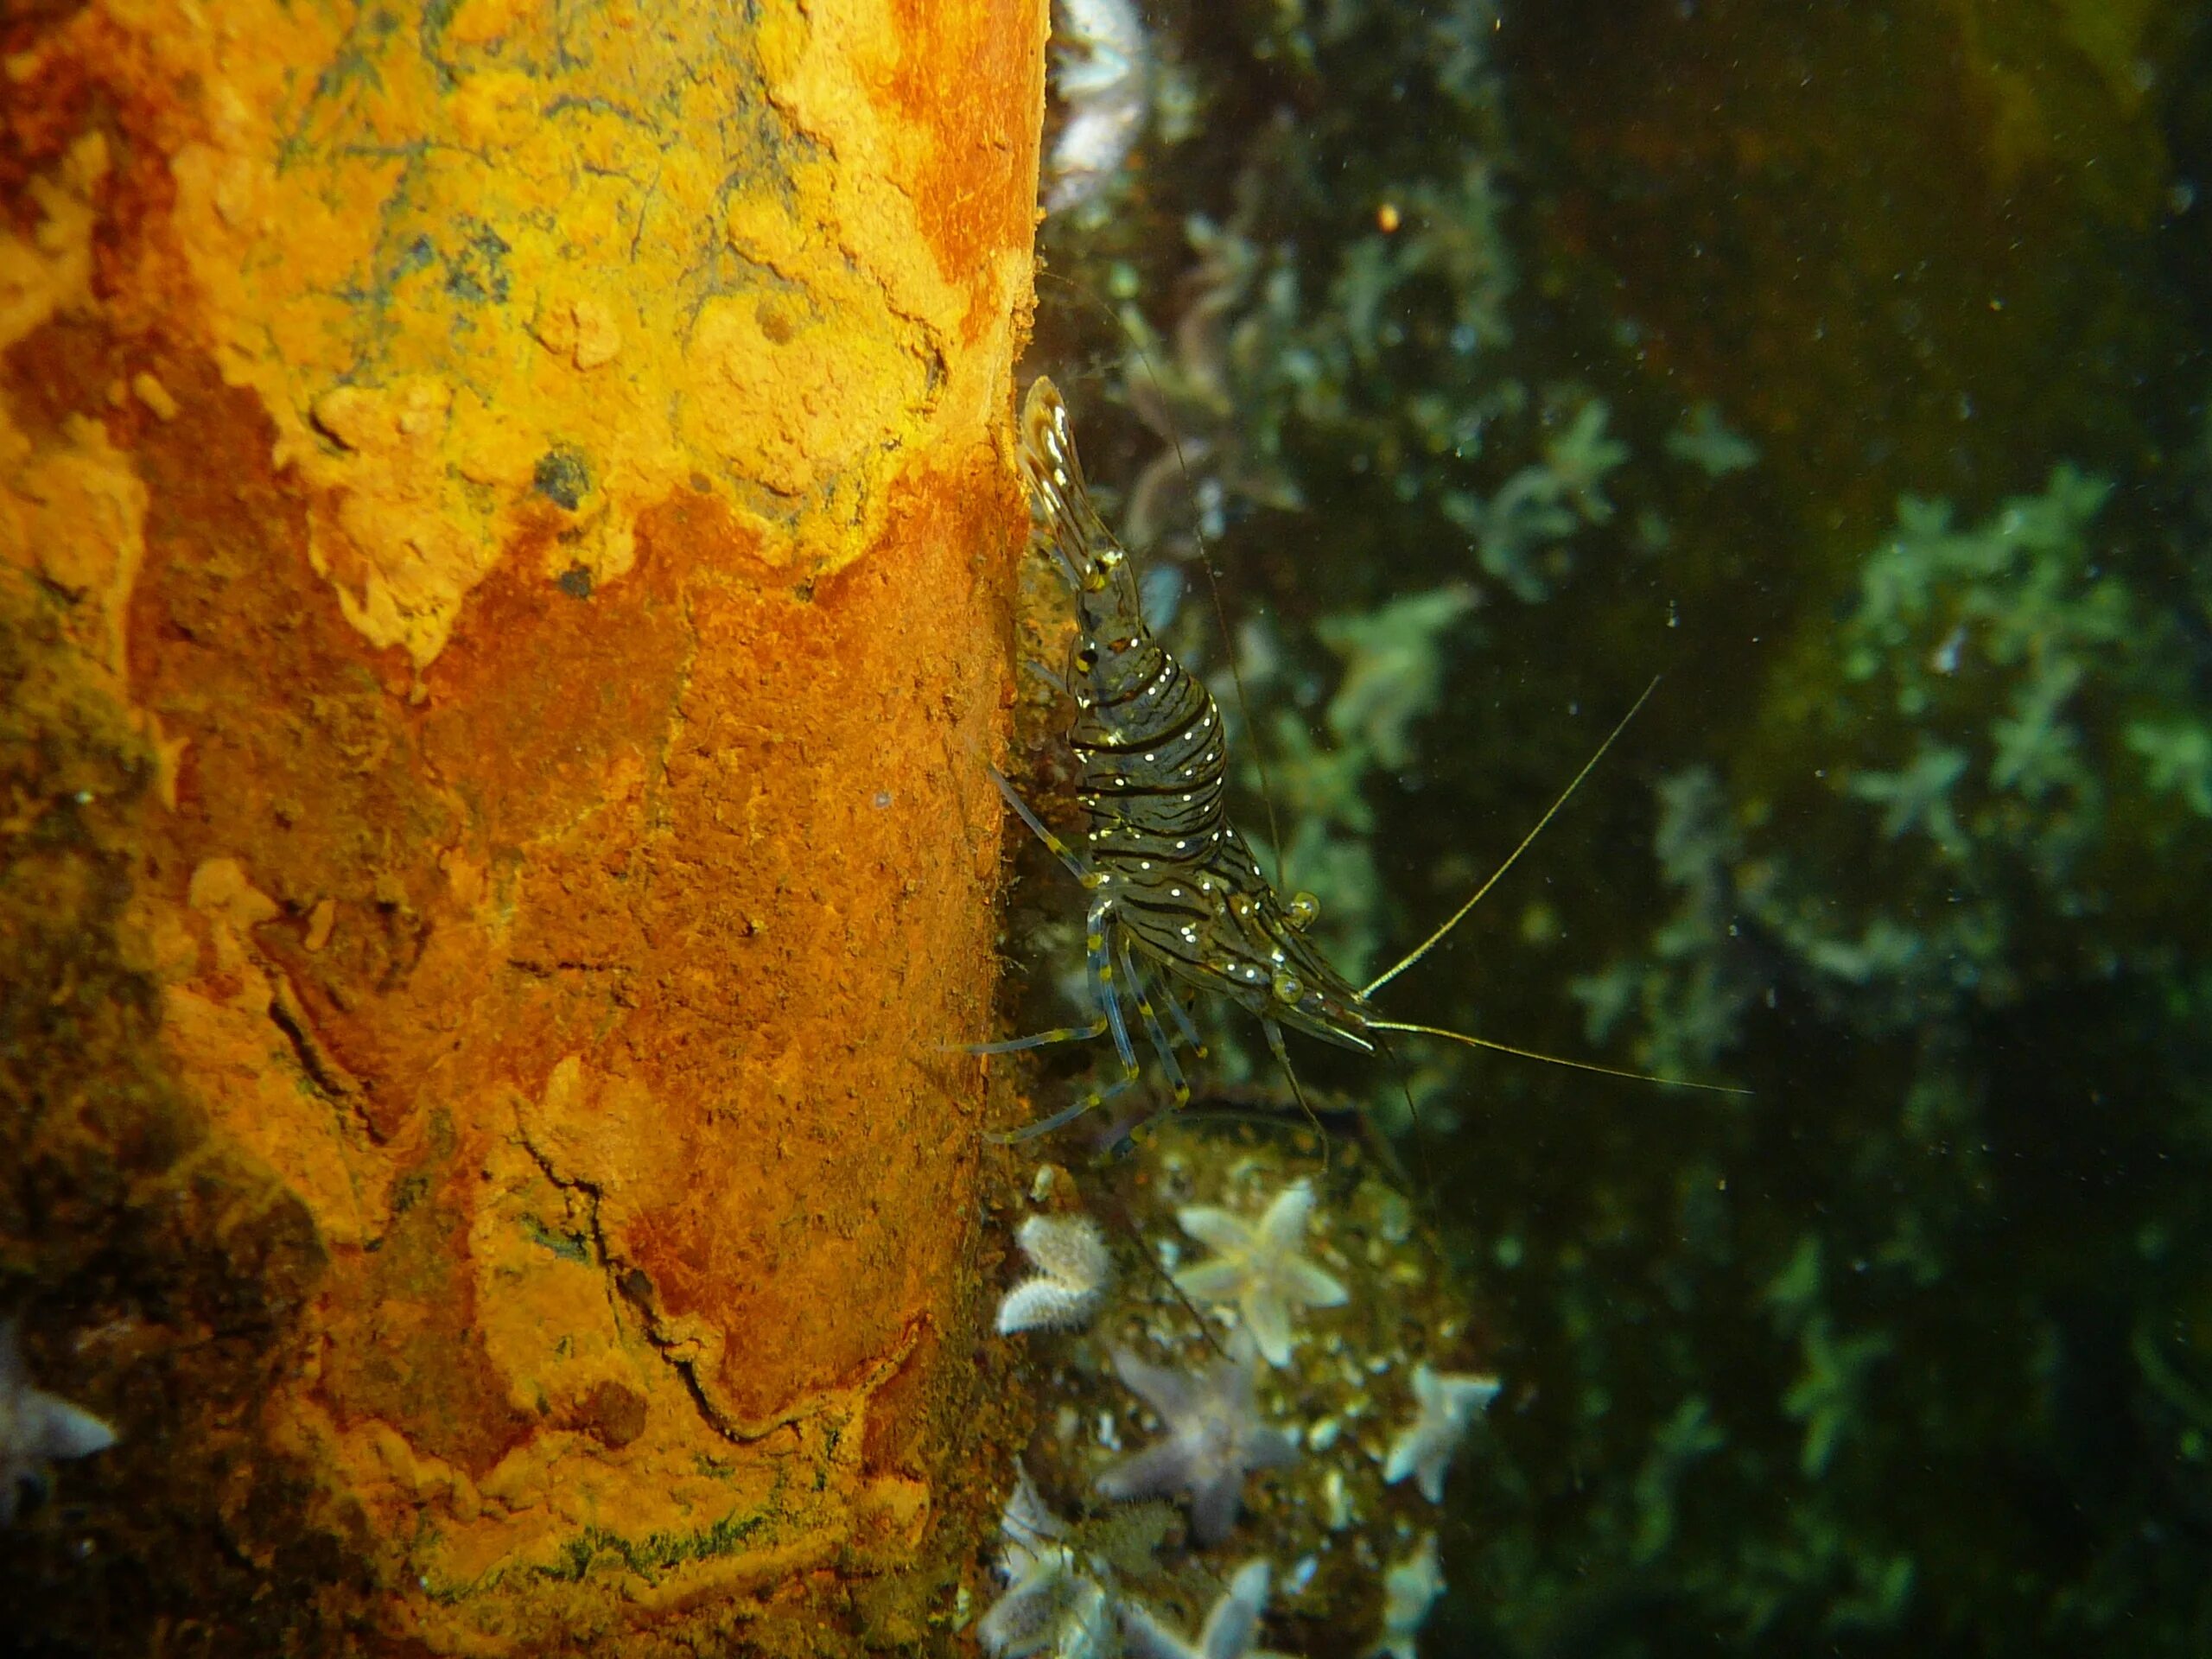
[0, 0, 1042, 1650]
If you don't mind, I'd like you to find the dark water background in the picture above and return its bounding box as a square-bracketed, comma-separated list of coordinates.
[1030, 1, 2212, 1651]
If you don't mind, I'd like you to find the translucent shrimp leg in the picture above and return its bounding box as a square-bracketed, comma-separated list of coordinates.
[1086, 900, 1141, 1083]
[1116, 932, 1192, 1109]
[1261, 1015, 1328, 1147]
[962, 1016, 1111, 1057]
[985, 1073, 1139, 1144]
[988, 766, 1096, 887]
[957, 766, 1115, 1055]
[1154, 980, 1208, 1059]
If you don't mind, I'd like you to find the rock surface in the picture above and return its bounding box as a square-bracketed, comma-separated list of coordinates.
[0, 1, 1046, 1649]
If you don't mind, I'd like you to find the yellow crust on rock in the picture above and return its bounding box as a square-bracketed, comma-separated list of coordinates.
[11, 0, 1033, 669]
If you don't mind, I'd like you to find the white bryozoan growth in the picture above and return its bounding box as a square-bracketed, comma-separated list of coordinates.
[998, 1212, 1114, 1335]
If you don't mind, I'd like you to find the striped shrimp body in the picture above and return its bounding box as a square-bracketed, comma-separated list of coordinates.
[980, 378, 1735, 1142]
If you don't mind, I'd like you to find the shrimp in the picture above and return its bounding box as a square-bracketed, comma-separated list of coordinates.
[976, 378, 1739, 1141]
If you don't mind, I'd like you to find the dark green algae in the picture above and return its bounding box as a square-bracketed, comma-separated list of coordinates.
[1029, 1, 2212, 1654]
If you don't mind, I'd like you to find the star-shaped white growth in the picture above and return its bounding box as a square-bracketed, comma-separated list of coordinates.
[1121, 1559, 1294, 1659]
[1097, 1330, 1299, 1545]
[1366, 1533, 1444, 1659]
[1172, 1180, 1348, 1368]
[1, 1316, 117, 1525]
[1382, 1363, 1499, 1504]
[998, 1213, 1113, 1335]
[976, 1465, 1116, 1658]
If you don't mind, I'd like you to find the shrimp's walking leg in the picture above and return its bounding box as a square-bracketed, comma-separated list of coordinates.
[1158, 982, 1207, 1061]
[958, 768, 1113, 1056]
[1116, 933, 1192, 1109]
[988, 766, 1096, 887]
[986, 1074, 1138, 1145]
[1088, 903, 1141, 1084]
[1262, 1016, 1329, 1151]
[1020, 657, 1075, 700]
[958, 1016, 1110, 1057]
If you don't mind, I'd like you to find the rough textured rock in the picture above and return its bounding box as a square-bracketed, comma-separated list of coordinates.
[0, 0, 1042, 1649]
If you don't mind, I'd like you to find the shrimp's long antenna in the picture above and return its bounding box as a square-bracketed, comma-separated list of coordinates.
[1372, 1027, 1425, 1137]
[1033, 266, 1289, 890]
[1369, 1027, 1435, 1205]
[1260, 1016, 1331, 1173]
[1363, 676, 1661, 998]
[1200, 542, 1287, 892]
[1365, 1020, 1751, 1096]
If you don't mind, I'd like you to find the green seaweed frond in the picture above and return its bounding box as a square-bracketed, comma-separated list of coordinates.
[1316, 585, 1477, 769]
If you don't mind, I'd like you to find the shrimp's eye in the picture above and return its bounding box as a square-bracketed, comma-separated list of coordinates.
[1286, 892, 1321, 931]
[1272, 969, 1306, 1005]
